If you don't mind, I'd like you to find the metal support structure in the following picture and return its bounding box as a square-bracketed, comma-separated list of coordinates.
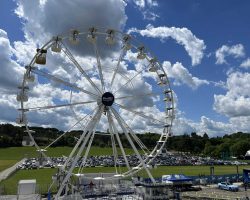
[111, 107, 156, 184]
[107, 110, 131, 171]
[55, 106, 103, 199]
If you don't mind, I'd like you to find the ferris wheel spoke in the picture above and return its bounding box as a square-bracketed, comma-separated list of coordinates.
[61, 42, 102, 95]
[115, 92, 159, 101]
[113, 68, 144, 95]
[93, 43, 105, 92]
[31, 68, 99, 98]
[44, 105, 98, 150]
[24, 100, 96, 111]
[107, 110, 130, 172]
[114, 102, 165, 126]
[110, 49, 125, 87]
[110, 107, 155, 183]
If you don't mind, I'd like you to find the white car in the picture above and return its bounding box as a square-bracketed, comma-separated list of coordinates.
[218, 182, 239, 192]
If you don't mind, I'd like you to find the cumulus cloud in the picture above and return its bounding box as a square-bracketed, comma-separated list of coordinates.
[162, 61, 209, 89]
[215, 44, 245, 64]
[0, 29, 24, 93]
[240, 58, 250, 69]
[14, 0, 127, 58]
[129, 24, 206, 66]
[198, 116, 234, 137]
[213, 71, 250, 117]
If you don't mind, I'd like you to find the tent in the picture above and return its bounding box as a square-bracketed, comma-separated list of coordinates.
[162, 174, 193, 186]
[245, 150, 250, 159]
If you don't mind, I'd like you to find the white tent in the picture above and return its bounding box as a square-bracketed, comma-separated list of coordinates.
[245, 150, 250, 159]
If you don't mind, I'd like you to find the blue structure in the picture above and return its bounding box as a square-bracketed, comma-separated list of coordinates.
[243, 169, 250, 184]
[162, 174, 193, 183]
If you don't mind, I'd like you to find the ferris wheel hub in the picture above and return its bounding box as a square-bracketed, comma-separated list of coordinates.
[102, 92, 115, 106]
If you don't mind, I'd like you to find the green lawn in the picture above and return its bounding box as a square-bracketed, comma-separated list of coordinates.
[1, 165, 249, 195]
[0, 160, 17, 172]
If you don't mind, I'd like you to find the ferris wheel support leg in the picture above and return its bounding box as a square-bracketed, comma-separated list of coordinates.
[107, 110, 131, 171]
[78, 130, 96, 174]
[110, 107, 156, 184]
[55, 107, 103, 199]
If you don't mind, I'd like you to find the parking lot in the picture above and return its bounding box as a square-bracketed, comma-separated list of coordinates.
[182, 184, 250, 200]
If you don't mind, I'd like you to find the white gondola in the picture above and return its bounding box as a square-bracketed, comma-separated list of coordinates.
[35, 49, 47, 65]
[69, 30, 80, 45]
[164, 97, 172, 102]
[164, 89, 172, 94]
[137, 46, 146, 59]
[105, 29, 115, 45]
[123, 34, 132, 50]
[148, 58, 157, 72]
[16, 116, 27, 124]
[158, 73, 166, 78]
[51, 37, 62, 52]
[16, 92, 28, 102]
[87, 27, 97, 43]
[26, 74, 35, 82]
[157, 80, 167, 85]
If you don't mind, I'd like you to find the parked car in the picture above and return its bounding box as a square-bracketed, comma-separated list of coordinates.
[218, 182, 239, 192]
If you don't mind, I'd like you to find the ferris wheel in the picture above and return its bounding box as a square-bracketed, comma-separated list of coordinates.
[16, 27, 175, 198]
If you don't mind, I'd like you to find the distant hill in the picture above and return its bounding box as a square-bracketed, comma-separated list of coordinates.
[0, 124, 249, 159]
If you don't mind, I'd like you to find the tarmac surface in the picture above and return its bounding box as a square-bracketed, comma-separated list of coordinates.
[0, 159, 25, 182]
[182, 184, 250, 199]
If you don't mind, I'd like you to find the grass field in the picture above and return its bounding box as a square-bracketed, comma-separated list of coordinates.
[0, 160, 17, 172]
[1, 147, 249, 195]
[1, 165, 249, 194]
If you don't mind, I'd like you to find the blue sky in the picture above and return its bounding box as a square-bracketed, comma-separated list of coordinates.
[0, 0, 250, 137]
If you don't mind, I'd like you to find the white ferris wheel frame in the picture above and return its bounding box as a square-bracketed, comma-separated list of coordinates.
[17, 27, 175, 198]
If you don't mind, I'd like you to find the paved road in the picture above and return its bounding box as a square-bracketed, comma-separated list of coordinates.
[0, 159, 25, 182]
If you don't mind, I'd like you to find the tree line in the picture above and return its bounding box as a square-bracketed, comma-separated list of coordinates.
[0, 124, 250, 159]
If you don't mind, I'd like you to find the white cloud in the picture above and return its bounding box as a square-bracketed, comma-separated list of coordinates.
[240, 58, 250, 69]
[129, 0, 159, 21]
[162, 61, 209, 89]
[215, 44, 245, 64]
[129, 24, 206, 66]
[213, 71, 250, 117]
[14, 0, 127, 58]
[0, 29, 24, 93]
